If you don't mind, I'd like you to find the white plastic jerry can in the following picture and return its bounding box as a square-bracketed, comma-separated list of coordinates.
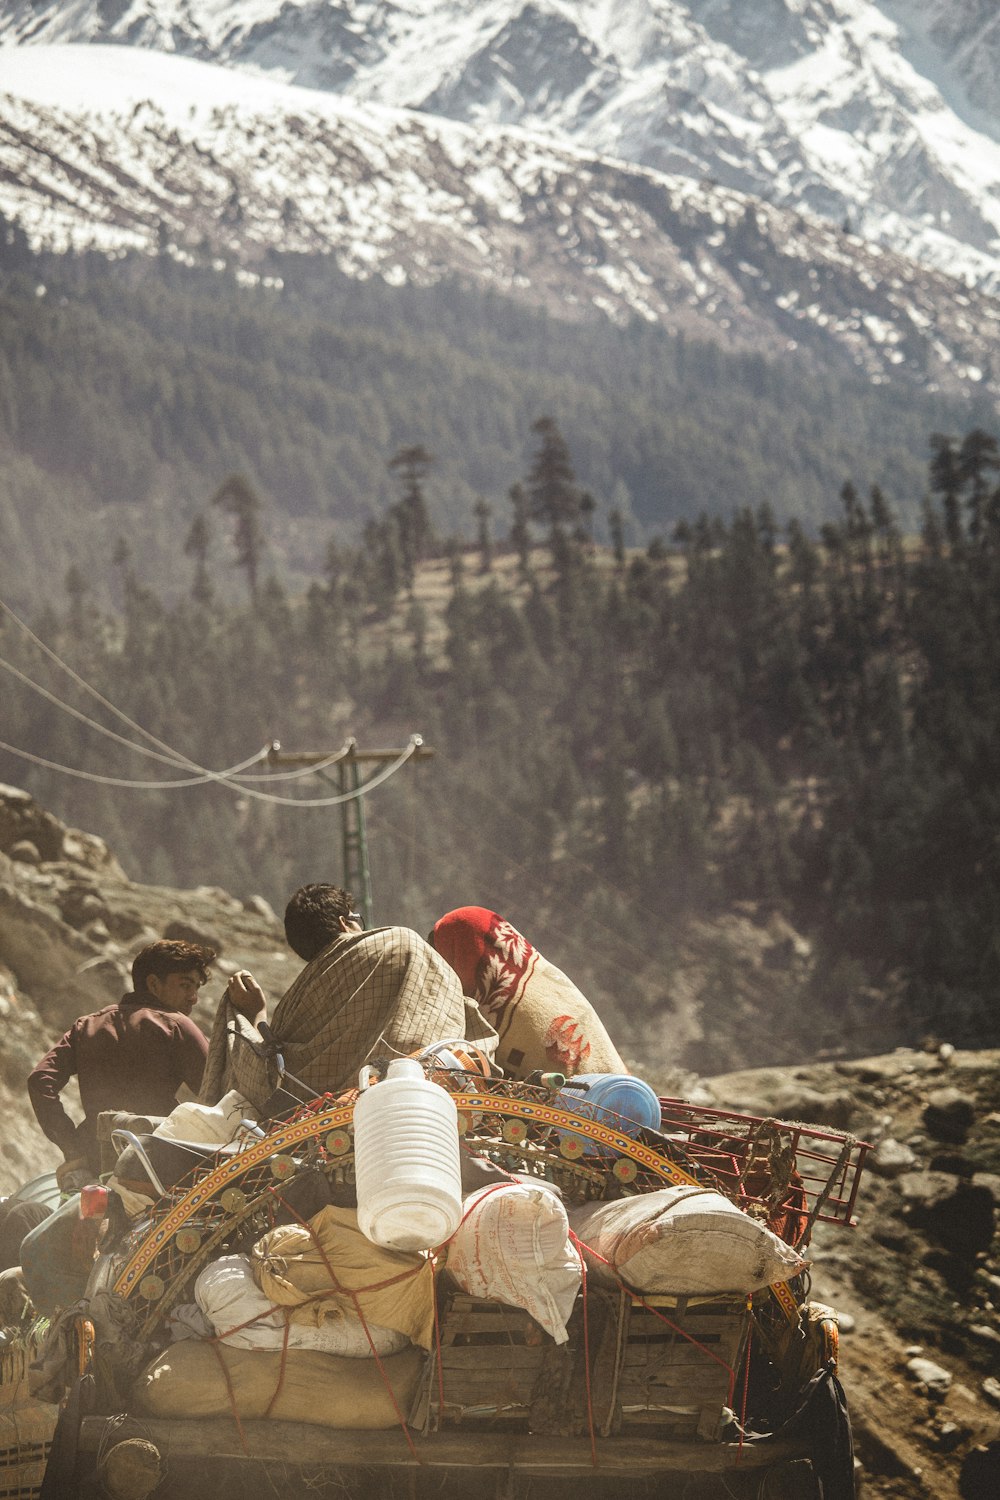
[353, 1057, 463, 1252]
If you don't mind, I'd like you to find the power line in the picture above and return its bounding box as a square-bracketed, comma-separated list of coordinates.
[0, 730, 424, 807]
[0, 596, 404, 803]
[0, 653, 247, 771]
[0, 737, 268, 789]
[0, 595, 202, 772]
[0, 653, 357, 784]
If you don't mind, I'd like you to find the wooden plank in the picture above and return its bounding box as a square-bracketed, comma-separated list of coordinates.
[620, 1382, 726, 1404]
[439, 1347, 544, 1370]
[434, 1374, 530, 1398]
[620, 1344, 740, 1368]
[78, 1418, 808, 1474]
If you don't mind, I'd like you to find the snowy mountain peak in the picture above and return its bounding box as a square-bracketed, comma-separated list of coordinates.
[0, 41, 998, 408]
[2, 1, 1000, 291]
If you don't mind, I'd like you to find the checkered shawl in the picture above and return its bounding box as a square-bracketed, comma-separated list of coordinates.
[200, 926, 497, 1110]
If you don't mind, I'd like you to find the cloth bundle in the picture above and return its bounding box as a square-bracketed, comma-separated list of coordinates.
[195, 1255, 409, 1357]
[445, 1181, 581, 1342]
[569, 1185, 807, 1295]
[251, 1206, 436, 1349]
[136, 1341, 425, 1426]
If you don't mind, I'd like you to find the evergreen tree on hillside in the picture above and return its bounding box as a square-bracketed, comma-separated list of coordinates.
[183, 514, 214, 605]
[508, 482, 531, 574]
[388, 445, 435, 590]
[956, 428, 999, 545]
[473, 498, 493, 574]
[210, 474, 265, 600]
[928, 433, 963, 550]
[525, 416, 580, 545]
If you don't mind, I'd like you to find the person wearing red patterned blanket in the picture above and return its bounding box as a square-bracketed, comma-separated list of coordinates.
[428, 906, 626, 1081]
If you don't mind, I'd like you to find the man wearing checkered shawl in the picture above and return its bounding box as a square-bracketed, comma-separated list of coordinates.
[200, 885, 497, 1110]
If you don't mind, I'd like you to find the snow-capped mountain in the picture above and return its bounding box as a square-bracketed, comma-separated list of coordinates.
[2, 1, 1000, 293]
[1, 43, 998, 402]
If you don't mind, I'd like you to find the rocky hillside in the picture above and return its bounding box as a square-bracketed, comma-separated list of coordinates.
[704, 1052, 1000, 1499]
[0, 783, 297, 1191]
[0, 783, 997, 1495]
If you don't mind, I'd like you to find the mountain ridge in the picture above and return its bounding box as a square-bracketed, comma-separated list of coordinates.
[3, 1, 1000, 294]
[1, 44, 998, 407]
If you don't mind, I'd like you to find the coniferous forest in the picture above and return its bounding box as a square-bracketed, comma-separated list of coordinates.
[2, 398, 998, 1073]
[0, 231, 992, 611]
[1, 239, 998, 1072]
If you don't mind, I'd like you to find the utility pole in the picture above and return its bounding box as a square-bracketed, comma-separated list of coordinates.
[265, 737, 434, 928]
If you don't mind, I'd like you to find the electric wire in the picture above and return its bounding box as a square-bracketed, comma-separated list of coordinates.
[0, 596, 416, 803]
[0, 736, 270, 789]
[0, 731, 420, 804]
[0, 650, 355, 784]
[0, 653, 266, 774]
[0, 728, 421, 805]
[0, 599, 354, 784]
[0, 594, 206, 771]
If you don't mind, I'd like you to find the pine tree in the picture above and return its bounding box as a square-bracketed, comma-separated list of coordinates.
[184, 513, 214, 605]
[525, 416, 580, 544]
[928, 433, 963, 550]
[608, 507, 626, 567]
[388, 445, 435, 589]
[507, 482, 531, 575]
[210, 474, 265, 600]
[473, 497, 493, 574]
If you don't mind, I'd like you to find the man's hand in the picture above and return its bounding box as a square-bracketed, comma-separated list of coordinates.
[227, 970, 267, 1023]
[56, 1156, 92, 1193]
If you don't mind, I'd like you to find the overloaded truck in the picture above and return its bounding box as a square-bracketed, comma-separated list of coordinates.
[23, 1068, 867, 1500]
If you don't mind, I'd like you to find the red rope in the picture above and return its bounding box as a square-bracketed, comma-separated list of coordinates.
[430, 1256, 447, 1430]
[263, 1315, 292, 1420]
[206, 1339, 250, 1455]
[736, 1308, 753, 1463]
[568, 1232, 599, 1467]
[269, 1190, 425, 1463]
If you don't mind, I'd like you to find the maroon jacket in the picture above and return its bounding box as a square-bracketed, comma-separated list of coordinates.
[27, 994, 209, 1171]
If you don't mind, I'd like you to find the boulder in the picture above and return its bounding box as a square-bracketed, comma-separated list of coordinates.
[58, 885, 110, 930]
[0, 786, 64, 862]
[896, 1172, 996, 1255]
[243, 894, 279, 926]
[766, 1084, 855, 1130]
[8, 841, 40, 865]
[162, 919, 224, 956]
[869, 1137, 917, 1178]
[971, 1173, 1000, 1206]
[923, 1088, 977, 1144]
[905, 1356, 952, 1397]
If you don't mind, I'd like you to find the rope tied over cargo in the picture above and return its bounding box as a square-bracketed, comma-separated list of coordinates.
[569, 1230, 753, 1453]
[266, 1189, 426, 1462]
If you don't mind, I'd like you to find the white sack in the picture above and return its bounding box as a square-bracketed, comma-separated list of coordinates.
[195, 1255, 408, 1357]
[153, 1090, 255, 1146]
[569, 1185, 807, 1296]
[446, 1183, 581, 1343]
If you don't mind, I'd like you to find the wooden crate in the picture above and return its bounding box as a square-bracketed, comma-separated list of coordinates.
[603, 1291, 750, 1442]
[412, 1293, 565, 1431]
[411, 1288, 749, 1443]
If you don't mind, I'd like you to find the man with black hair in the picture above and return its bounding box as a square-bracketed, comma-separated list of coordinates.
[28, 938, 214, 1185]
[200, 884, 496, 1109]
